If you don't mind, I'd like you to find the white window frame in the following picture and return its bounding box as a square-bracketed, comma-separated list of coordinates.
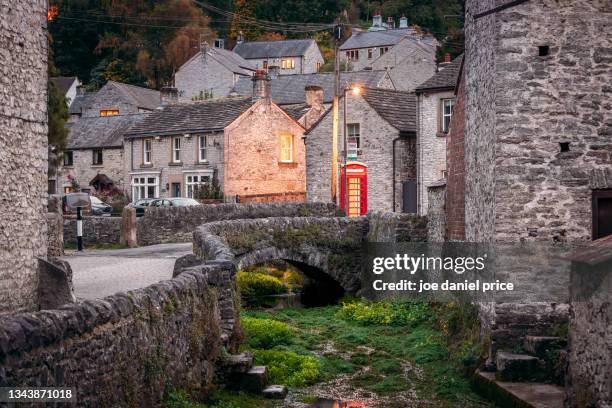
[143, 139, 152, 165]
[131, 174, 159, 202]
[172, 136, 181, 163]
[441, 98, 455, 133]
[347, 123, 361, 158]
[63, 151, 74, 167]
[184, 172, 213, 198]
[279, 134, 293, 163]
[92, 149, 103, 165]
[346, 50, 359, 61]
[281, 58, 295, 70]
[198, 135, 207, 162]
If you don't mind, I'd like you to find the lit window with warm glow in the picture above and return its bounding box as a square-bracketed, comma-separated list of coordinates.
[47, 5, 59, 21]
[281, 58, 295, 70]
[100, 110, 119, 117]
[279, 134, 293, 163]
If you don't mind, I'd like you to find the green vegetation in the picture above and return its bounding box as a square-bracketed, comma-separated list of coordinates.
[338, 300, 430, 327]
[252, 350, 320, 387]
[241, 317, 294, 349]
[236, 272, 287, 299]
[163, 389, 275, 408]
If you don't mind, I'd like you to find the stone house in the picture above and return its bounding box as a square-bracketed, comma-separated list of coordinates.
[175, 45, 256, 102]
[123, 72, 308, 202]
[339, 15, 438, 74]
[58, 113, 148, 195]
[233, 70, 395, 106]
[415, 55, 463, 214]
[305, 87, 417, 214]
[69, 80, 161, 122]
[233, 39, 324, 75]
[464, 0, 611, 243]
[51, 76, 81, 107]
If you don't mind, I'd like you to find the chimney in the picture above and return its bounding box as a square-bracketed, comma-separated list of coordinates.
[268, 65, 280, 80]
[252, 69, 271, 102]
[76, 85, 86, 97]
[399, 16, 408, 28]
[387, 16, 395, 29]
[160, 86, 178, 106]
[372, 13, 382, 28]
[305, 86, 324, 107]
[444, 53, 452, 63]
[237, 31, 245, 45]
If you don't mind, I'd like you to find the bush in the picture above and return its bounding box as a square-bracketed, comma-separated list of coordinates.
[237, 272, 288, 299]
[241, 317, 294, 349]
[338, 301, 430, 327]
[253, 350, 320, 387]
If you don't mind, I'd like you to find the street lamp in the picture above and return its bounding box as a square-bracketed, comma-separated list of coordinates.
[343, 83, 362, 217]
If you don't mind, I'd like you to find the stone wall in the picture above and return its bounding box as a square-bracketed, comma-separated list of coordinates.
[366, 211, 428, 243]
[64, 216, 122, 247]
[0, 263, 239, 407]
[427, 182, 447, 242]
[446, 70, 466, 241]
[47, 213, 64, 257]
[465, 0, 612, 242]
[0, 0, 48, 314]
[136, 202, 337, 246]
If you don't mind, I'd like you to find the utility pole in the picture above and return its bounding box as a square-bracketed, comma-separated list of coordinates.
[331, 23, 341, 205]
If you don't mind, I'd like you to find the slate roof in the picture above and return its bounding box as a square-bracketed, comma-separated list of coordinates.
[234, 70, 391, 105]
[181, 47, 256, 76]
[415, 54, 464, 92]
[234, 39, 316, 59]
[305, 87, 416, 135]
[108, 81, 161, 110]
[340, 28, 436, 50]
[281, 103, 311, 122]
[66, 113, 149, 149]
[69, 92, 94, 115]
[124, 97, 254, 137]
[51, 76, 78, 94]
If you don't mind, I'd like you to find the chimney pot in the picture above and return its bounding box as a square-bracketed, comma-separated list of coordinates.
[373, 13, 382, 27]
[305, 86, 324, 107]
[160, 86, 179, 106]
[76, 85, 86, 97]
[387, 16, 395, 29]
[399, 16, 408, 28]
[268, 65, 280, 79]
[252, 69, 271, 102]
[444, 53, 452, 63]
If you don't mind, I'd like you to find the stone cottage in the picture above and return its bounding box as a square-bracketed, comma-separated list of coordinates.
[415, 55, 463, 214]
[233, 39, 324, 75]
[464, 0, 611, 243]
[0, 0, 48, 313]
[175, 44, 256, 102]
[305, 87, 417, 214]
[58, 113, 148, 195]
[51, 76, 81, 107]
[233, 70, 395, 106]
[124, 72, 308, 202]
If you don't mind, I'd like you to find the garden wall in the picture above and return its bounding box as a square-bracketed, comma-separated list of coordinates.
[366, 211, 428, 243]
[0, 262, 239, 407]
[64, 216, 122, 247]
[136, 202, 337, 246]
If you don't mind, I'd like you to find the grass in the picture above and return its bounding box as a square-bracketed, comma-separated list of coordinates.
[163, 389, 276, 408]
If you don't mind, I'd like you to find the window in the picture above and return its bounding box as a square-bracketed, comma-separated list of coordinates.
[279, 134, 293, 163]
[539, 45, 550, 56]
[132, 176, 158, 201]
[316, 62, 321, 72]
[560, 142, 570, 153]
[441, 98, 455, 133]
[186, 174, 211, 198]
[63, 151, 73, 166]
[263, 60, 268, 70]
[172, 137, 181, 163]
[92, 149, 103, 165]
[379, 47, 389, 56]
[198, 135, 207, 162]
[143, 139, 152, 164]
[367, 49, 373, 59]
[281, 58, 295, 70]
[346, 50, 359, 61]
[347, 123, 360, 159]
[214, 39, 224, 49]
[100, 110, 119, 117]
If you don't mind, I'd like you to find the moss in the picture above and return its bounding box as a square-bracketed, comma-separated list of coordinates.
[297, 207, 314, 217]
[224, 230, 267, 253]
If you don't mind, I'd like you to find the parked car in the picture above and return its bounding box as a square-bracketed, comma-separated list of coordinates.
[149, 198, 201, 207]
[127, 198, 157, 217]
[90, 196, 112, 216]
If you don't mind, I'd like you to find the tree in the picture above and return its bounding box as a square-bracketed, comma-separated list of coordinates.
[47, 35, 69, 176]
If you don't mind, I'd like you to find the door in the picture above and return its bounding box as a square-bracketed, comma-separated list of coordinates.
[593, 190, 612, 239]
[340, 163, 368, 217]
[171, 183, 181, 198]
[402, 181, 417, 213]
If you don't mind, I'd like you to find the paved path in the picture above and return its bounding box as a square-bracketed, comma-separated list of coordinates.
[61, 243, 193, 300]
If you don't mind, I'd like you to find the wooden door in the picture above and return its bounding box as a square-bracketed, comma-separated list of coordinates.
[593, 189, 612, 239]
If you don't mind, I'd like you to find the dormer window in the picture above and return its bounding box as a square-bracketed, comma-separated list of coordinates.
[100, 109, 119, 117]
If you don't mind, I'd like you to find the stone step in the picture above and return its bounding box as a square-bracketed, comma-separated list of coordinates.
[238, 366, 269, 394]
[523, 336, 566, 358]
[263, 385, 288, 399]
[221, 352, 254, 375]
[496, 352, 539, 382]
[473, 371, 564, 408]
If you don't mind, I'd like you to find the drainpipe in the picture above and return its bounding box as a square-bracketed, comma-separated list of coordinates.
[392, 136, 401, 212]
[416, 93, 422, 215]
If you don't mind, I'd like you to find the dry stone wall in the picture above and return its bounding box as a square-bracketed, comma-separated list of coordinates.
[0, 0, 48, 313]
[64, 216, 122, 247]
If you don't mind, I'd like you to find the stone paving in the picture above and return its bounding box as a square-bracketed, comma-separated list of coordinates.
[61, 243, 192, 300]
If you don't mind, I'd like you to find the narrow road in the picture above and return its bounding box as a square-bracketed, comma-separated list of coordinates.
[61, 243, 193, 300]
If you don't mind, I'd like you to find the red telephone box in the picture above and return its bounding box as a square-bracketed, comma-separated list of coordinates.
[340, 163, 368, 217]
